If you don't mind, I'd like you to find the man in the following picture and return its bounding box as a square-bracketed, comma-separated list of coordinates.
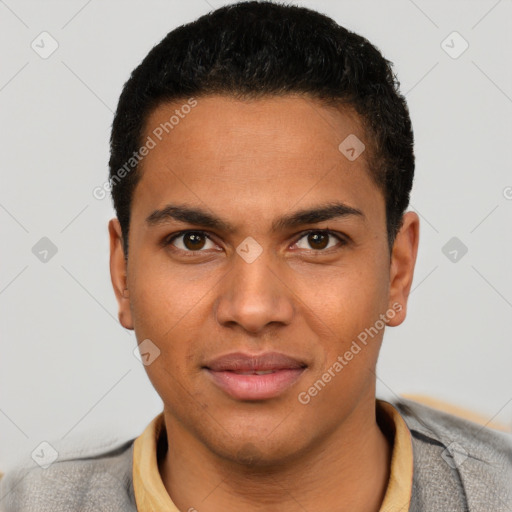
[1, 1, 511, 511]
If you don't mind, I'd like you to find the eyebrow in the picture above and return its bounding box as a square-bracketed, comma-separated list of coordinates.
[145, 201, 364, 233]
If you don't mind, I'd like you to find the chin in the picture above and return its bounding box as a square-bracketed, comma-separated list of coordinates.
[204, 428, 311, 469]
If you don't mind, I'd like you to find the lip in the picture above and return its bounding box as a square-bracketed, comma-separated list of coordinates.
[203, 352, 307, 401]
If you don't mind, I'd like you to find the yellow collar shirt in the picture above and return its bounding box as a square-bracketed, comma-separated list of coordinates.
[132, 399, 414, 511]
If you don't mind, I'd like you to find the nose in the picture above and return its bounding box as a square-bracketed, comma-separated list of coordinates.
[214, 249, 295, 335]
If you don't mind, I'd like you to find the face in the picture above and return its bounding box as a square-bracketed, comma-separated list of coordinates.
[109, 94, 419, 466]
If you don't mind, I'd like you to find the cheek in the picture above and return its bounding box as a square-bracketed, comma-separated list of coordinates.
[128, 279, 206, 404]
[294, 255, 389, 347]
[298, 272, 388, 406]
[137, 317, 204, 413]
[128, 254, 208, 339]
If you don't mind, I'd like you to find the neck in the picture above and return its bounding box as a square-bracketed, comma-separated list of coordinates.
[159, 396, 392, 512]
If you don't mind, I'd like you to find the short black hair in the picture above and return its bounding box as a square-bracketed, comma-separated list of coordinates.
[109, 0, 414, 257]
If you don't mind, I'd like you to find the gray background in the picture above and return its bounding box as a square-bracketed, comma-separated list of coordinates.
[1, 0, 511, 470]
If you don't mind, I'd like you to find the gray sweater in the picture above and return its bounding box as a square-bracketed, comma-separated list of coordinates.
[1, 398, 511, 511]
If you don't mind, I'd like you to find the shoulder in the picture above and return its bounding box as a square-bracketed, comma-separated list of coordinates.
[0, 436, 137, 512]
[393, 397, 512, 455]
[391, 397, 512, 511]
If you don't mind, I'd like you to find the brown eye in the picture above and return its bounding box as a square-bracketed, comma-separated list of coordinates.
[182, 232, 206, 250]
[307, 232, 329, 250]
[166, 231, 216, 252]
[295, 230, 343, 251]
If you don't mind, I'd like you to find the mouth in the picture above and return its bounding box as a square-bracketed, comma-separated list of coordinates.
[203, 352, 307, 401]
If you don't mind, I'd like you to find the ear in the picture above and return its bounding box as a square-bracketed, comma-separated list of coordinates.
[386, 211, 420, 327]
[108, 218, 134, 330]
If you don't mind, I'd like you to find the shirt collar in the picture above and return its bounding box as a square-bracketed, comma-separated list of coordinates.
[133, 399, 413, 511]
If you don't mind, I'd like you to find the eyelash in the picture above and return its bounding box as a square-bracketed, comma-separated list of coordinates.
[163, 229, 348, 255]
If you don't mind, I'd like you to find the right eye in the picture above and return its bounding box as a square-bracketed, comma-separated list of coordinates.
[164, 230, 219, 253]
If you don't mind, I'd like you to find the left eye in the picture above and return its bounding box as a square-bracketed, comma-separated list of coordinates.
[294, 230, 344, 251]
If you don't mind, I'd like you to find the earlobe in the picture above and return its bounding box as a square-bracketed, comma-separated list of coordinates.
[108, 218, 134, 330]
[387, 211, 420, 327]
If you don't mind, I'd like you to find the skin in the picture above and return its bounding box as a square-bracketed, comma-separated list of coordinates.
[109, 94, 420, 511]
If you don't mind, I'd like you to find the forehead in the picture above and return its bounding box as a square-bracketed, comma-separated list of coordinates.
[131, 95, 383, 229]
[142, 94, 365, 168]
